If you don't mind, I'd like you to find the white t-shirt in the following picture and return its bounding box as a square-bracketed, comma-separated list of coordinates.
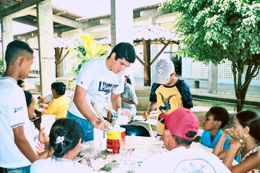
[30, 157, 95, 173]
[121, 83, 138, 115]
[45, 94, 54, 102]
[0, 77, 36, 168]
[137, 146, 231, 173]
[69, 57, 124, 119]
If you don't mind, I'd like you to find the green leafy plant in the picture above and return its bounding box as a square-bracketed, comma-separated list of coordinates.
[0, 57, 3, 75]
[160, 0, 260, 111]
[72, 33, 109, 74]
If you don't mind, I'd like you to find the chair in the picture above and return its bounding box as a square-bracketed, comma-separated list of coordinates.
[120, 124, 150, 137]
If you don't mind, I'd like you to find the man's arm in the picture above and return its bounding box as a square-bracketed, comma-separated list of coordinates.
[121, 98, 136, 105]
[111, 92, 121, 111]
[142, 83, 160, 120]
[142, 102, 157, 119]
[73, 85, 105, 130]
[13, 126, 39, 163]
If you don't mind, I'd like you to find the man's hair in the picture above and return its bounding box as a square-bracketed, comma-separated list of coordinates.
[23, 90, 33, 107]
[166, 125, 196, 146]
[108, 42, 136, 63]
[17, 79, 25, 87]
[5, 40, 33, 66]
[209, 106, 229, 129]
[126, 77, 132, 85]
[172, 133, 195, 146]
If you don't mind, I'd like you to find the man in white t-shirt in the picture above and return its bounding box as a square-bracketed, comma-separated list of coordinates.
[137, 108, 231, 173]
[0, 40, 47, 172]
[67, 42, 136, 142]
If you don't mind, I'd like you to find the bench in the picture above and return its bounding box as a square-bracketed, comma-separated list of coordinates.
[178, 77, 208, 89]
[56, 77, 75, 90]
[34, 82, 41, 92]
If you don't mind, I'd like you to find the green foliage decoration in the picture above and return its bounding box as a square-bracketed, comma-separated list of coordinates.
[72, 33, 109, 74]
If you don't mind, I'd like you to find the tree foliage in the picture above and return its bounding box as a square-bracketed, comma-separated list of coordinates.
[72, 33, 109, 74]
[160, 0, 260, 111]
[0, 57, 3, 75]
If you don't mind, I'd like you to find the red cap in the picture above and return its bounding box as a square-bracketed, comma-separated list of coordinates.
[159, 108, 200, 140]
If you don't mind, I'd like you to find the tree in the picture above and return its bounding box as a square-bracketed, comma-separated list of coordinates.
[161, 0, 260, 111]
[0, 57, 3, 75]
[72, 33, 109, 74]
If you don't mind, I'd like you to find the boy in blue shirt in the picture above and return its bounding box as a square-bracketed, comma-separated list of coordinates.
[201, 106, 231, 150]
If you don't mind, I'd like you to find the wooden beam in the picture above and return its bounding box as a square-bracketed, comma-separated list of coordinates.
[135, 55, 145, 66]
[143, 39, 151, 86]
[150, 41, 170, 65]
[58, 50, 70, 65]
[0, 0, 45, 18]
[160, 40, 167, 46]
[55, 47, 61, 77]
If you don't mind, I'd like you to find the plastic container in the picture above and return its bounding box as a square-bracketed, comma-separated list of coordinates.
[106, 127, 126, 154]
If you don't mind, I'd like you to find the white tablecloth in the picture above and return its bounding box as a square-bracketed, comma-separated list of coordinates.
[75, 136, 165, 172]
[75, 136, 237, 172]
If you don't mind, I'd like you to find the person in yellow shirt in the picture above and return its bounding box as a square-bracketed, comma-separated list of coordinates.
[36, 82, 70, 120]
[142, 59, 193, 136]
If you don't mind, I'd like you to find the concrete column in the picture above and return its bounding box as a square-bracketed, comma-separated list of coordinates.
[37, 0, 55, 97]
[208, 61, 218, 93]
[1, 16, 13, 71]
[111, 0, 134, 85]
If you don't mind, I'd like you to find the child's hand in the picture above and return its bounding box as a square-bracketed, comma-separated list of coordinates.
[231, 128, 240, 140]
[38, 96, 49, 104]
[223, 128, 233, 137]
[142, 111, 149, 120]
[36, 141, 45, 154]
[228, 138, 243, 149]
[39, 127, 49, 146]
[39, 104, 47, 109]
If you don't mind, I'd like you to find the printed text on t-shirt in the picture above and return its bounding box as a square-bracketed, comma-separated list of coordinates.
[98, 81, 118, 94]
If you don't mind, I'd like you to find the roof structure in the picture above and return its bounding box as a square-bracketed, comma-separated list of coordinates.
[76, 3, 161, 22]
[95, 25, 182, 86]
[0, 0, 85, 33]
[31, 37, 79, 50]
[96, 25, 182, 45]
[0, 1, 164, 35]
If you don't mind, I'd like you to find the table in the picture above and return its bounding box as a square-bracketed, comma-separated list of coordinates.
[75, 136, 237, 172]
[190, 142, 238, 166]
[75, 136, 166, 172]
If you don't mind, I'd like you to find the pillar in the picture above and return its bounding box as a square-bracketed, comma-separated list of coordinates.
[110, 0, 134, 85]
[37, 0, 55, 96]
[1, 16, 13, 71]
[208, 61, 218, 93]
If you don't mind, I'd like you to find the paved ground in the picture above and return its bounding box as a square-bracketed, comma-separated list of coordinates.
[134, 77, 260, 106]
